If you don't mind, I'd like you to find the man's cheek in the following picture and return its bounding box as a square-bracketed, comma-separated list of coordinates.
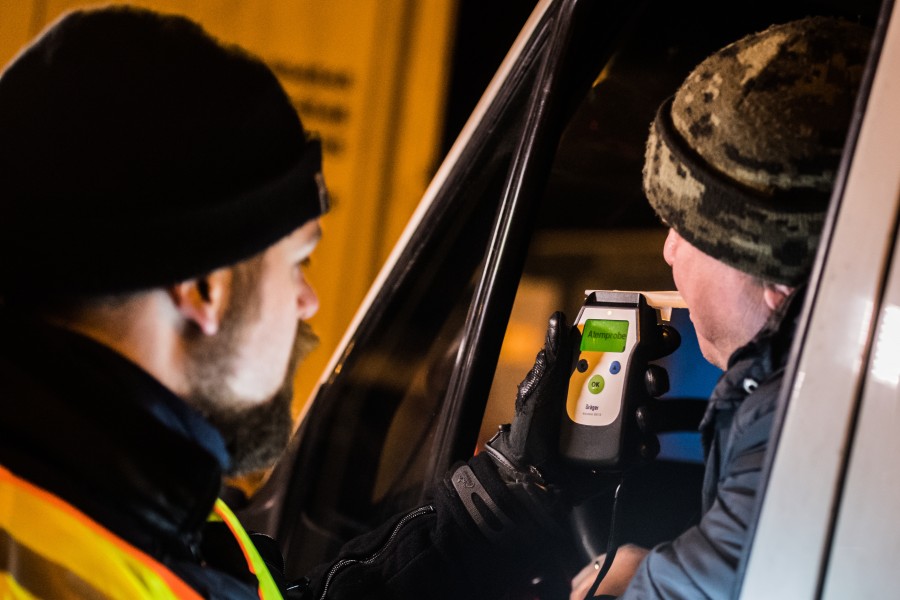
[694, 332, 717, 366]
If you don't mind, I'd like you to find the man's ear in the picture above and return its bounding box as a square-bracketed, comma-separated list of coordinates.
[169, 268, 232, 335]
[763, 283, 795, 312]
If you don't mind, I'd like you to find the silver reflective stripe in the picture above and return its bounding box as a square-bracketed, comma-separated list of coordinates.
[1, 526, 110, 599]
[450, 464, 514, 542]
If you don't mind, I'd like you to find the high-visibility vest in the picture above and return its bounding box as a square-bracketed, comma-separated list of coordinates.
[209, 499, 283, 600]
[0, 465, 283, 599]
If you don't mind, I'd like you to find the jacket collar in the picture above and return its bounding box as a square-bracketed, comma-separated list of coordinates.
[698, 285, 807, 436]
[0, 311, 228, 556]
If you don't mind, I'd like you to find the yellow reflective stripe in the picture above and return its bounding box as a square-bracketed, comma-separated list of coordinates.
[0, 572, 40, 600]
[212, 499, 283, 600]
[0, 465, 202, 600]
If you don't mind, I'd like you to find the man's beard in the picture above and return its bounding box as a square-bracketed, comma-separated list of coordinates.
[184, 262, 319, 476]
[197, 321, 318, 476]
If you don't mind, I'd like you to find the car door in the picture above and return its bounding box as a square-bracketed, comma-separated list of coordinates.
[238, 0, 889, 592]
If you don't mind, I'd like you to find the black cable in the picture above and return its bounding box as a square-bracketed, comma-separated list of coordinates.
[584, 478, 625, 600]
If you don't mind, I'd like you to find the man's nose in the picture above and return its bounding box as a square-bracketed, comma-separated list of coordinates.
[663, 228, 678, 267]
[297, 280, 319, 320]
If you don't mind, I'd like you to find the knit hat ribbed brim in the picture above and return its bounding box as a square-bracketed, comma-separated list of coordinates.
[643, 16, 871, 285]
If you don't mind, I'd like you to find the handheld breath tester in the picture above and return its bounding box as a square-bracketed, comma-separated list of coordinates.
[560, 290, 684, 469]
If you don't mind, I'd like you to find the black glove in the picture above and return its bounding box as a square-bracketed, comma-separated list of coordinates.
[442, 312, 578, 549]
[631, 321, 682, 462]
[484, 311, 578, 485]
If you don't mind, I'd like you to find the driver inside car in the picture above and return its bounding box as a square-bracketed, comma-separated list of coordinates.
[571, 15, 872, 599]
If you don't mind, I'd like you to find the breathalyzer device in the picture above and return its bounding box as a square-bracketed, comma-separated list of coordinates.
[559, 290, 684, 469]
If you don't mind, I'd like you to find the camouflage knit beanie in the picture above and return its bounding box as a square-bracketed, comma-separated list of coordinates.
[644, 16, 872, 285]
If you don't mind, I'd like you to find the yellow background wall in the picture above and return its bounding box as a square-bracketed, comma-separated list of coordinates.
[0, 1, 457, 417]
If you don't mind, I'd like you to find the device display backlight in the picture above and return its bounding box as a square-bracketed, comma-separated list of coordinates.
[581, 319, 629, 353]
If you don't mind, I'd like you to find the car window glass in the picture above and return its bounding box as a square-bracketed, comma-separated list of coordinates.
[260, 19, 554, 574]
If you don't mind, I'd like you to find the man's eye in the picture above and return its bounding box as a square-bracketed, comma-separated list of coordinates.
[294, 258, 312, 277]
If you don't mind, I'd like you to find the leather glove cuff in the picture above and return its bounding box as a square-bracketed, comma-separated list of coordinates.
[484, 424, 547, 486]
[443, 453, 568, 548]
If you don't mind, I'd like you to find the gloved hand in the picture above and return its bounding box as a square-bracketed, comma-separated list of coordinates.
[442, 312, 578, 549]
[484, 310, 579, 484]
[437, 313, 580, 596]
[631, 321, 682, 463]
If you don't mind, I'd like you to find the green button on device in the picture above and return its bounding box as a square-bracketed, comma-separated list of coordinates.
[588, 375, 605, 394]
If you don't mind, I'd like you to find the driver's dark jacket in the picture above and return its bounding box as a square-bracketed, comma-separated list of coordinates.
[0, 313, 558, 599]
[621, 289, 805, 599]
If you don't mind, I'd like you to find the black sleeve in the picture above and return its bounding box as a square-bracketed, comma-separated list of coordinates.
[302, 453, 578, 600]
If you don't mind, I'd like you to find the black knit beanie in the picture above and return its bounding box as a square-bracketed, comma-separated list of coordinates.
[644, 16, 871, 286]
[0, 6, 329, 302]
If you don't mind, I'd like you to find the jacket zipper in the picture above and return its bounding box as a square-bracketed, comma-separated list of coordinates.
[318, 504, 435, 599]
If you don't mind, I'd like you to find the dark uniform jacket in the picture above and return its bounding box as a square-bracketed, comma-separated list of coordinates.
[0, 313, 565, 599]
[621, 289, 805, 599]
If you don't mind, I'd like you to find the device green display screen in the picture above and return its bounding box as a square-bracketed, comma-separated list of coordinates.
[581, 319, 629, 353]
